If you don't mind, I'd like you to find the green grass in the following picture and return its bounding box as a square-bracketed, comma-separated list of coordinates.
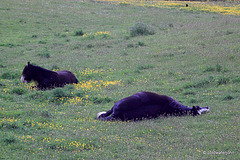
[0, 0, 239, 159]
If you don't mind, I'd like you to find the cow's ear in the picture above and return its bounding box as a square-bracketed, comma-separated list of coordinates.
[27, 61, 30, 66]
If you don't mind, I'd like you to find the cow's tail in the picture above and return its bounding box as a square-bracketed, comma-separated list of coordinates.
[97, 108, 114, 121]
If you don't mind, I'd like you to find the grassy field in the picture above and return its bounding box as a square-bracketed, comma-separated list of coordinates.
[0, 0, 239, 159]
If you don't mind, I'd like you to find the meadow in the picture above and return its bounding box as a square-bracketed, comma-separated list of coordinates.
[0, 0, 240, 159]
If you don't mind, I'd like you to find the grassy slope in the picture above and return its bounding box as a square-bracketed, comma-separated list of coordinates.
[0, 0, 239, 159]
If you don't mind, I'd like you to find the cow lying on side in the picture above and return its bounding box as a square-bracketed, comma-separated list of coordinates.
[97, 92, 210, 121]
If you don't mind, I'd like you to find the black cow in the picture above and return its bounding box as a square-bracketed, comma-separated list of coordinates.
[21, 62, 78, 90]
[97, 92, 210, 121]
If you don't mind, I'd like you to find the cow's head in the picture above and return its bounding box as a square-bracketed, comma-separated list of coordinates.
[191, 106, 210, 115]
[21, 62, 33, 83]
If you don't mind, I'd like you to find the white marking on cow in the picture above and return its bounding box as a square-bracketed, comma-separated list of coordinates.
[21, 75, 27, 83]
[198, 108, 210, 115]
[97, 111, 106, 119]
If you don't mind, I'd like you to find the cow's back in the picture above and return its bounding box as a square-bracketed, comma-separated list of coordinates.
[113, 92, 172, 113]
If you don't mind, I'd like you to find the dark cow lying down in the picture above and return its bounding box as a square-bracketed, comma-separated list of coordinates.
[97, 92, 210, 121]
[21, 62, 78, 90]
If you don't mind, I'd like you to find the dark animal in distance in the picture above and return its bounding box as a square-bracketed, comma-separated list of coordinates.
[97, 92, 210, 121]
[21, 62, 78, 90]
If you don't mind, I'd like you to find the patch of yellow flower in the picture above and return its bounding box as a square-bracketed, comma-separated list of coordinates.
[182, 2, 240, 15]
[68, 140, 95, 150]
[66, 96, 85, 106]
[65, 79, 120, 105]
[96, 0, 240, 16]
[0, 117, 19, 123]
[15, 135, 35, 142]
[83, 31, 111, 39]
[20, 119, 65, 130]
[74, 79, 121, 91]
[40, 137, 96, 151]
[80, 68, 104, 76]
[23, 82, 37, 90]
